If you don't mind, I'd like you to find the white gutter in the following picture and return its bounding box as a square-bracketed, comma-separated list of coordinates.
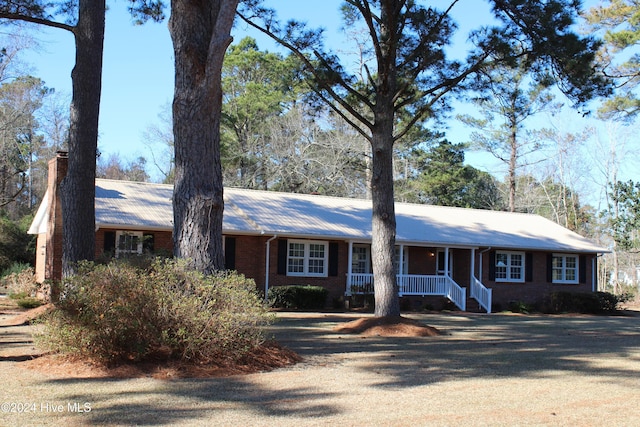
[264, 234, 278, 302]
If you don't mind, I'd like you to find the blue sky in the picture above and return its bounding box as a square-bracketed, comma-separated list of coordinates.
[22, 1, 362, 165]
[18, 0, 622, 193]
[21, 1, 496, 165]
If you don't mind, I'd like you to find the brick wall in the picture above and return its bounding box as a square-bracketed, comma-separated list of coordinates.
[243, 237, 349, 305]
[479, 250, 596, 310]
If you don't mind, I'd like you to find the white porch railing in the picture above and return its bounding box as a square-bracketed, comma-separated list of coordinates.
[470, 276, 492, 313]
[347, 273, 466, 311]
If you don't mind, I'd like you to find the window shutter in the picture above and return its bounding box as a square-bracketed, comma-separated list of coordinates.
[104, 231, 116, 253]
[579, 255, 587, 284]
[143, 233, 155, 253]
[277, 239, 288, 275]
[547, 254, 553, 283]
[224, 237, 236, 270]
[329, 242, 339, 276]
[488, 251, 495, 281]
[525, 252, 533, 282]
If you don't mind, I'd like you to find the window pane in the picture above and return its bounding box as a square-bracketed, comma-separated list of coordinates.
[553, 269, 563, 281]
[511, 254, 522, 266]
[496, 253, 508, 266]
[566, 269, 576, 281]
[289, 243, 304, 258]
[308, 259, 324, 274]
[288, 258, 304, 273]
[496, 252, 525, 281]
[309, 244, 325, 259]
[352, 246, 368, 274]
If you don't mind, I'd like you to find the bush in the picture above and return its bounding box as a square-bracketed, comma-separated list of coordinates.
[15, 297, 43, 309]
[508, 300, 534, 314]
[1, 266, 40, 298]
[36, 259, 272, 365]
[267, 285, 329, 310]
[543, 291, 624, 314]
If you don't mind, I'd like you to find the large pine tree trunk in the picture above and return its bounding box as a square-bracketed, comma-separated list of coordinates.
[370, 1, 401, 318]
[169, 0, 238, 273]
[60, 0, 105, 277]
[370, 130, 400, 318]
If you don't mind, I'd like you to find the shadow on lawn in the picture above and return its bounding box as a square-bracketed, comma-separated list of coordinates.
[40, 312, 640, 425]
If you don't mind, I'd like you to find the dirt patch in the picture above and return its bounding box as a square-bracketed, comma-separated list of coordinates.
[333, 315, 442, 337]
[0, 303, 53, 326]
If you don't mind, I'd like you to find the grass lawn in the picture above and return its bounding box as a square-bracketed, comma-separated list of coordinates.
[1, 310, 640, 426]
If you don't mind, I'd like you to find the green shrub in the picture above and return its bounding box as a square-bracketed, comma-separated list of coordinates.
[267, 285, 328, 310]
[508, 300, 534, 314]
[16, 297, 43, 309]
[36, 259, 272, 365]
[543, 291, 624, 314]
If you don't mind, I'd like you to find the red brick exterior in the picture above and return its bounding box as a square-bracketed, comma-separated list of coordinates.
[238, 237, 349, 305]
[38, 153, 599, 310]
[478, 249, 596, 310]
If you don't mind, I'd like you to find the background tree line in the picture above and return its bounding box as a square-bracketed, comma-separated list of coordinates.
[1, 1, 639, 300]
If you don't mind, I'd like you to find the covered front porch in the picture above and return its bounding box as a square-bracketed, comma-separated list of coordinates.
[345, 242, 493, 313]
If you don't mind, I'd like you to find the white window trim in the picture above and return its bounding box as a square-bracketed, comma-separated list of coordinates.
[552, 253, 579, 284]
[115, 231, 143, 257]
[287, 239, 328, 277]
[495, 251, 525, 283]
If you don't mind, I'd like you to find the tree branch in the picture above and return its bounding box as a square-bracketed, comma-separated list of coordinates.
[0, 12, 74, 33]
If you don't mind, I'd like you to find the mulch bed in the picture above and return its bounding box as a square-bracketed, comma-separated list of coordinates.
[22, 340, 302, 379]
[333, 315, 442, 337]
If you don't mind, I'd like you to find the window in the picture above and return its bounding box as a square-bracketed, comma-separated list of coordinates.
[552, 254, 578, 284]
[352, 245, 371, 274]
[287, 240, 328, 277]
[115, 231, 143, 257]
[495, 251, 524, 282]
[350, 245, 407, 274]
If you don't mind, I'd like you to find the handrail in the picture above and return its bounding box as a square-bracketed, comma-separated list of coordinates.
[470, 276, 492, 313]
[444, 276, 466, 311]
[346, 273, 467, 311]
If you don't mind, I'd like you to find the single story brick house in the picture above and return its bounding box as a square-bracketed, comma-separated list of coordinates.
[29, 152, 607, 313]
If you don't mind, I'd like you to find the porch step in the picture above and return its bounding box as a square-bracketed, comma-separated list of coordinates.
[465, 298, 486, 313]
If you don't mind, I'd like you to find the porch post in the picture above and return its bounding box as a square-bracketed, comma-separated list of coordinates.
[346, 240, 353, 296]
[444, 247, 450, 278]
[470, 248, 476, 286]
[399, 244, 405, 295]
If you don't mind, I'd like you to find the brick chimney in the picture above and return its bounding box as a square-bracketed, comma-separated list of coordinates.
[44, 151, 68, 285]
